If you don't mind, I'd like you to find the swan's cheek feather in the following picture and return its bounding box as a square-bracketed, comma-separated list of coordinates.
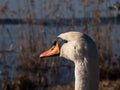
[60, 48, 72, 61]
[60, 45, 77, 62]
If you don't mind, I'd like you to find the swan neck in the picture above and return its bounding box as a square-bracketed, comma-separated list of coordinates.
[74, 60, 89, 90]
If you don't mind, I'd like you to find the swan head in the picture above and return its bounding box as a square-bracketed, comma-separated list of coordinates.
[40, 31, 99, 90]
[40, 31, 88, 62]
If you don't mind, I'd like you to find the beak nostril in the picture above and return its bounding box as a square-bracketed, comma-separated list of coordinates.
[50, 46, 55, 50]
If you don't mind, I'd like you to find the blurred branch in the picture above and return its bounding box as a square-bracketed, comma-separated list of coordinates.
[0, 50, 16, 53]
[0, 16, 120, 25]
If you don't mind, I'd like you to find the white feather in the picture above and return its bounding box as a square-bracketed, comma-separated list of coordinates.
[58, 31, 99, 90]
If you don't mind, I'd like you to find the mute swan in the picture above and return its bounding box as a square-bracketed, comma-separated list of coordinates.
[40, 31, 99, 90]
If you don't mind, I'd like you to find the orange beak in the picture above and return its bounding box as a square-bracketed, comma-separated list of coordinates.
[40, 43, 60, 58]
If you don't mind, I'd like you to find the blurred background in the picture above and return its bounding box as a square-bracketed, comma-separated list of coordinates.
[0, 0, 120, 90]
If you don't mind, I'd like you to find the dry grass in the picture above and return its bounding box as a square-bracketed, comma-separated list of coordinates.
[51, 84, 74, 90]
[99, 79, 120, 90]
[41, 80, 120, 90]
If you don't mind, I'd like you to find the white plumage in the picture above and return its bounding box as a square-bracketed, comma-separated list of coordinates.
[40, 31, 99, 90]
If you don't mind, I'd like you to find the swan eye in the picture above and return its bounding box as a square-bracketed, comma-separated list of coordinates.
[52, 37, 68, 46]
[52, 40, 57, 46]
[57, 37, 68, 48]
[52, 37, 68, 49]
